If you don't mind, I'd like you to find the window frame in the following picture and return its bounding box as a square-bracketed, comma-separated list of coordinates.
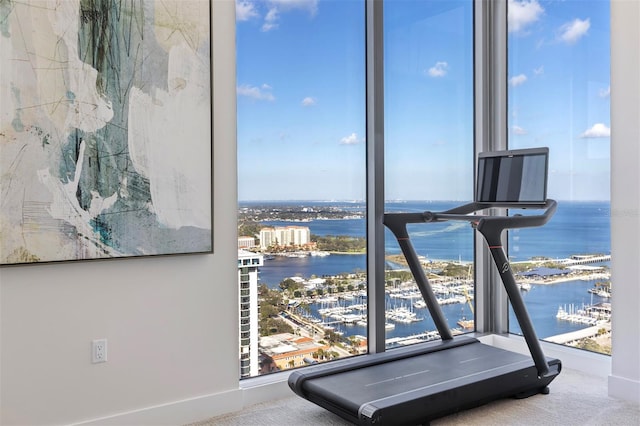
[472, 0, 510, 335]
[239, 0, 610, 386]
[368, 0, 481, 351]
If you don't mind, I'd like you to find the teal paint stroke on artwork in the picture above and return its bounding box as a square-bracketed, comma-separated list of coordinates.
[0, 0, 12, 38]
[10, 84, 23, 132]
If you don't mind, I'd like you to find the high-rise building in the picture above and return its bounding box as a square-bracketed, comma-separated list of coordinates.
[238, 250, 263, 378]
[238, 236, 256, 249]
[259, 226, 311, 249]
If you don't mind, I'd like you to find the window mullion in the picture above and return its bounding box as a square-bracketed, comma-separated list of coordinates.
[366, 0, 386, 353]
[474, 0, 509, 334]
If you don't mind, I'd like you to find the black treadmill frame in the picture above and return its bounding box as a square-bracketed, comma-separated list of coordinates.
[288, 200, 561, 425]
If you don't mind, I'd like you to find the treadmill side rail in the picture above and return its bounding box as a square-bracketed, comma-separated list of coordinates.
[356, 357, 562, 425]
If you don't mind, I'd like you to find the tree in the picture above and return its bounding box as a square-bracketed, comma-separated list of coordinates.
[260, 317, 293, 336]
[279, 278, 301, 292]
[575, 338, 611, 355]
[324, 330, 343, 345]
[238, 221, 261, 240]
[294, 302, 311, 316]
[442, 263, 468, 277]
[313, 348, 326, 360]
[315, 235, 366, 253]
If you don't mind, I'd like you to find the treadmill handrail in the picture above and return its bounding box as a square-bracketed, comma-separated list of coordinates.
[384, 199, 557, 378]
[383, 214, 454, 341]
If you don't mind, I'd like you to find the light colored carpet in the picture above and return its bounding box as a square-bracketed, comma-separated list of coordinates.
[190, 368, 639, 425]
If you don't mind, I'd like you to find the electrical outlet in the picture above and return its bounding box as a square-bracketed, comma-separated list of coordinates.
[92, 339, 108, 363]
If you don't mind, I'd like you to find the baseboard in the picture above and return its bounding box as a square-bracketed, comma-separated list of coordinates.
[609, 374, 640, 405]
[240, 373, 293, 407]
[68, 377, 294, 425]
[68, 340, 633, 425]
[69, 388, 244, 426]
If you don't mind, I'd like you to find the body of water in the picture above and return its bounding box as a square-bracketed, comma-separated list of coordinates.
[254, 200, 611, 340]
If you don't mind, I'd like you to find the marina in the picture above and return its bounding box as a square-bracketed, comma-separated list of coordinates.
[284, 273, 612, 348]
[255, 201, 611, 349]
[277, 261, 613, 347]
[556, 302, 611, 326]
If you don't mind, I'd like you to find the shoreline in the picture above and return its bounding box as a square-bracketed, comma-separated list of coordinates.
[521, 272, 610, 285]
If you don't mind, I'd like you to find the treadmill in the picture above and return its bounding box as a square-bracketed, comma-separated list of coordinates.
[288, 147, 561, 425]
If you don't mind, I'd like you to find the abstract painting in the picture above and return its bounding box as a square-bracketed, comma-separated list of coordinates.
[0, 0, 212, 265]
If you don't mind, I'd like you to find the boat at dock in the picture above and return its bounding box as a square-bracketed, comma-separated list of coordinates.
[386, 306, 422, 323]
[413, 300, 427, 309]
[556, 302, 611, 326]
[518, 282, 532, 291]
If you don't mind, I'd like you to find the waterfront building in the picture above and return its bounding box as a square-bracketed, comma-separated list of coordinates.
[238, 236, 256, 249]
[238, 250, 263, 378]
[306, 277, 326, 290]
[259, 228, 276, 249]
[259, 226, 311, 249]
[259, 333, 331, 371]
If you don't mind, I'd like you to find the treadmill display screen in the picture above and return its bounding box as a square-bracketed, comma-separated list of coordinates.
[476, 148, 548, 204]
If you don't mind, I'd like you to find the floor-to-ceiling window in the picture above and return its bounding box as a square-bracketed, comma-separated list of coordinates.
[235, 0, 475, 377]
[506, 0, 611, 354]
[235, 0, 612, 380]
[383, 0, 475, 345]
[236, 0, 366, 377]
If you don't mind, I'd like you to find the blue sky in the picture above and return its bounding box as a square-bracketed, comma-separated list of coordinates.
[507, 0, 610, 201]
[236, 0, 610, 201]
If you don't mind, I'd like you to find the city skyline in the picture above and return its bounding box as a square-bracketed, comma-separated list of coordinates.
[236, 0, 610, 202]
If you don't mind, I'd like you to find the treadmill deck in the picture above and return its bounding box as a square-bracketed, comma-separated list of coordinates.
[289, 337, 561, 425]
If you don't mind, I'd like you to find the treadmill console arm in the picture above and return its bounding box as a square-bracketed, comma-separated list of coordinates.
[384, 200, 558, 378]
[473, 199, 557, 378]
[474, 199, 557, 247]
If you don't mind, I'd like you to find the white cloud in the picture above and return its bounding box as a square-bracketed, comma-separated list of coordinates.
[427, 61, 449, 77]
[236, 1, 259, 21]
[599, 86, 610, 98]
[508, 0, 544, 33]
[509, 74, 528, 86]
[301, 97, 316, 106]
[580, 123, 610, 138]
[558, 18, 590, 44]
[340, 133, 362, 145]
[269, 0, 318, 15]
[261, 0, 319, 32]
[512, 125, 527, 135]
[533, 66, 544, 75]
[262, 8, 280, 31]
[237, 84, 275, 101]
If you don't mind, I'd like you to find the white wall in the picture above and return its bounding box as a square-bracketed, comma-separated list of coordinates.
[0, 2, 242, 425]
[1, 1, 638, 425]
[609, 0, 640, 405]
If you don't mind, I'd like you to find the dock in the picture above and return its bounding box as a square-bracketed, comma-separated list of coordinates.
[559, 254, 611, 266]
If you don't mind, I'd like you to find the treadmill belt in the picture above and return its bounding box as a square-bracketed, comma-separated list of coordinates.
[303, 342, 537, 414]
